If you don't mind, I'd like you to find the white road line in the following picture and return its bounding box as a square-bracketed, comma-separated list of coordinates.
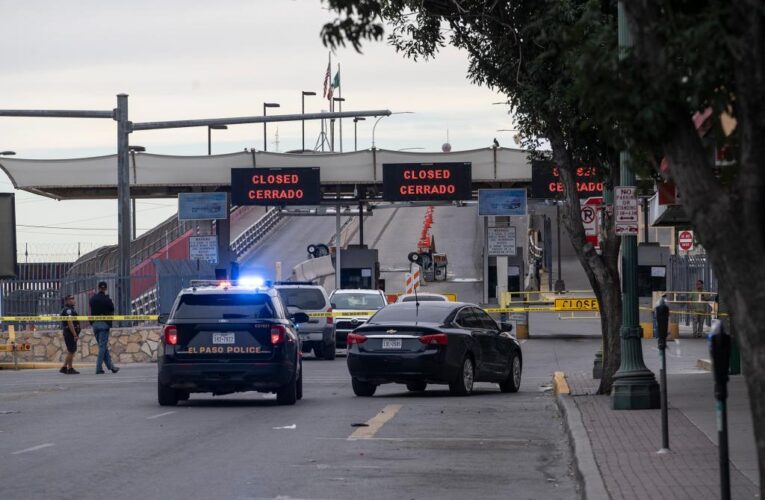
[327, 436, 531, 444]
[348, 404, 402, 440]
[146, 411, 175, 420]
[12, 443, 54, 455]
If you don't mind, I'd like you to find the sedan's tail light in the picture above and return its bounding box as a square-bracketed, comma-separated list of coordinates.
[271, 325, 287, 345]
[419, 333, 448, 345]
[347, 333, 367, 345]
[326, 307, 333, 325]
[163, 325, 178, 346]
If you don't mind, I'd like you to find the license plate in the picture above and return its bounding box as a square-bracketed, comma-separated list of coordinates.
[212, 333, 235, 344]
[382, 339, 402, 349]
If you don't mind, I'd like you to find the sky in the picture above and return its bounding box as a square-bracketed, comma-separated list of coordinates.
[0, 0, 512, 261]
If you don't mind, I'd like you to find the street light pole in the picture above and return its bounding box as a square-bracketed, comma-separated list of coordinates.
[353, 117, 365, 151]
[263, 102, 280, 151]
[128, 145, 146, 241]
[301, 91, 316, 151]
[611, 1, 659, 410]
[372, 112, 414, 148]
[207, 125, 228, 155]
[333, 97, 345, 152]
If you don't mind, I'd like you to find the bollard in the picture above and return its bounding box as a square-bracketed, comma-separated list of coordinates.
[709, 320, 731, 500]
[655, 296, 670, 453]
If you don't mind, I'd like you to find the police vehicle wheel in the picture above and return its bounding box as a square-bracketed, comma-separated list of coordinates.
[276, 374, 298, 405]
[323, 341, 336, 360]
[352, 377, 377, 397]
[157, 380, 179, 406]
[406, 381, 427, 392]
[499, 353, 522, 393]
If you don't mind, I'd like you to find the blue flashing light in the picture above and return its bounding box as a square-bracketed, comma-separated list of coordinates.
[239, 276, 265, 288]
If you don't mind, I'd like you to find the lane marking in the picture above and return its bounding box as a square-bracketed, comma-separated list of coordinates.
[12, 443, 54, 455]
[146, 411, 175, 420]
[348, 404, 402, 440]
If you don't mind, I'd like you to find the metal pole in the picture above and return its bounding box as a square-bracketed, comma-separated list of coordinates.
[302, 95, 306, 151]
[659, 347, 669, 449]
[354, 120, 358, 151]
[263, 104, 267, 151]
[719, 399, 731, 499]
[554, 202, 565, 292]
[116, 94, 131, 316]
[642, 197, 649, 243]
[338, 98, 343, 153]
[208, 126, 212, 156]
[335, 191, 342, 290]
[359, 200, 364, 246]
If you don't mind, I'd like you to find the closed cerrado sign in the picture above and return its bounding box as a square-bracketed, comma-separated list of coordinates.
[231, 167, 321, 205]
[382, 163, 472, 202]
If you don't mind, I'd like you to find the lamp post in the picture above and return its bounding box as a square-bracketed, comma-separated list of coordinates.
[0, 151, 16, 156]
[372, 111, 414, 148]
[353, 117, 365, 151]
[207, 125, 228, 155]
[128, 145, 146, 240]
[611, 0, 659, 409]
[333, 97, 345, 152]
[263, 102, 280, 151]
[301, 91, 316, 151]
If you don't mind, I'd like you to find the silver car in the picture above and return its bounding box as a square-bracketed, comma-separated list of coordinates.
[274, 283, 336, 360]
[329, 289, 388, 349]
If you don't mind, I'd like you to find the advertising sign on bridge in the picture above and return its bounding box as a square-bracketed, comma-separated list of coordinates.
[530, 160, 603, 199]
[382, 163, 472, 202]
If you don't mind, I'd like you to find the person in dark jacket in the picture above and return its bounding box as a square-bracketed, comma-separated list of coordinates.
[60, 294, 81, 374]
[89, 281, 119, 374]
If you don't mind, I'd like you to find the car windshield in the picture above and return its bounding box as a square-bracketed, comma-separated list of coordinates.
[173, 293, 276, 320]
[401, 295, 446, 302]
[277, 288, 327, 310]
[331, 293, 385, 310]
[369, 305, 449, 323]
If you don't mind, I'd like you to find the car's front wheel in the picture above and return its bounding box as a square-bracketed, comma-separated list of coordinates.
[499, 353, 522, 393]
[449, 355, 475, 396]
[157, 380, 179, 406]
[352, 377, 377, 397]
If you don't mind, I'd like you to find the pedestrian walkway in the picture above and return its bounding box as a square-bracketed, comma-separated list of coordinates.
[561, 371, 759, 499]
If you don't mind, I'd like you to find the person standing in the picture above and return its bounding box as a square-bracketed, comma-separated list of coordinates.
[691, 279, 712, 338]
[89, 281, 119, 374]
[60, 294, 81, 375]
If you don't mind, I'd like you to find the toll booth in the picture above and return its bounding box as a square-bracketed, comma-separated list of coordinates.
[339, 245, 379, 289]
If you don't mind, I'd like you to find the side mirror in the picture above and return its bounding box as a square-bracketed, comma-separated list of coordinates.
[291, 312, 310, 324]
[158, 313, 169, 324]
[500, 321, 514, 333]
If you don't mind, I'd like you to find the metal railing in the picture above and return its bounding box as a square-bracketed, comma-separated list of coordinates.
[231, 208, 282, 256]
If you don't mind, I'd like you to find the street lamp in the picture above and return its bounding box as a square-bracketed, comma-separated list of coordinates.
[207, 125, 228, 155]
[333, 97, 345, 152]
[353, 117, 365, 151]
[263, 102, 280, 151]
[128, 145, 146, 240]
[0, 151, 16, 156]
[372, 111, 414, 149]
[301, 91, 316, 151]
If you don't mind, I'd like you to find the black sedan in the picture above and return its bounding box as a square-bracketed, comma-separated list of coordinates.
[346, 301, 522, 396]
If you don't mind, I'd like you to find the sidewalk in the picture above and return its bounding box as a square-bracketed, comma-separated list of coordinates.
[559, 369, 760, 499]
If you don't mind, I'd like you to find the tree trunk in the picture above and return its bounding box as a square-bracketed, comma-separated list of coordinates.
[548, 128, 623, 393]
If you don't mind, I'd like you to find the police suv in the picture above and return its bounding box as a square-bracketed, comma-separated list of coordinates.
[157, 280, 308, 406]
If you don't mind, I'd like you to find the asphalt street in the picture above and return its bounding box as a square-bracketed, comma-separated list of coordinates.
[0, 340, 586, 500]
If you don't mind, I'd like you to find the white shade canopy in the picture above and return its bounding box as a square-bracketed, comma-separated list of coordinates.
[0, 147, 531, 200]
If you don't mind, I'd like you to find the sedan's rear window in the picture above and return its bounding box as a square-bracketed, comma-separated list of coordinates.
[369, 305, 450, 323]
[400, 295, 447, 302]
[331, 293, 385, 310]
[277, 288, 327, 310]
[173, 293, 276, 320]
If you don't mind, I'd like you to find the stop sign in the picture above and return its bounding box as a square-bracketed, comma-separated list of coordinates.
[679, 230, 694, 251]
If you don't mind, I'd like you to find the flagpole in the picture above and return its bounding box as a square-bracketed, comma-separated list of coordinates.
[338, 64, 343, 153]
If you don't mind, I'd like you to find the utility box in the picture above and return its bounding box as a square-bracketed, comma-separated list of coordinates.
[638, 243, 670, 298]
[339, 245, 379, 290]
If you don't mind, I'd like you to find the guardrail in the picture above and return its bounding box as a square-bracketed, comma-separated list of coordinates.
[231, 208, 282, 256]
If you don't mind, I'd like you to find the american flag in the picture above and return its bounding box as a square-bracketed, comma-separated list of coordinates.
[322, 60, 332, 100]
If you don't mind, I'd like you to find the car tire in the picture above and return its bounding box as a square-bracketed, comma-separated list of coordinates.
[352, 377, 377, 397]
[499, 353, 522, 393]
[406, 381, 427, 392]
[277, 374, 298, 405]
[449, 355, 475, 396]
[313, 343, 324, 359]
[296, 366, 303, 400]
[177, 390, 190, 401]
[323, 341, 336, 360]
[157, 380, 179, 406]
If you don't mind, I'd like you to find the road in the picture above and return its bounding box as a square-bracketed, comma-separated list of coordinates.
[0, 340, 582, 500]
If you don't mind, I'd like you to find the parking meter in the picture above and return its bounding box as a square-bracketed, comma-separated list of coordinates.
[709, 320, 731, 401]
[655, 296, 669, 350]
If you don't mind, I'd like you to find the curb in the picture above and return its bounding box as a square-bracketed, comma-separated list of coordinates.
[0, 362, 95, 370]
[696, 358, 712, 371]
[554, 373, 610, 500]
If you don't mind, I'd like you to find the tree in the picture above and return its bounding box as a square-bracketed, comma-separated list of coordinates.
[321, 0, 625, 393]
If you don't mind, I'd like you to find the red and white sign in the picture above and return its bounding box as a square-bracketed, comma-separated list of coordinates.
[615, 186, 639, 236]
[581, 197, 603, 250]
[678, 230, 694, 252]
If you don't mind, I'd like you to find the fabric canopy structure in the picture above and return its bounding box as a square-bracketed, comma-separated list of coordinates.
[0, 147, 531, 200]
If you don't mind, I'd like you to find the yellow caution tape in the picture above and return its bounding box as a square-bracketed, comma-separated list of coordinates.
[638, 307, 726, 318]
[308, 311, 377, 318]
[0, 315, 159, 322]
